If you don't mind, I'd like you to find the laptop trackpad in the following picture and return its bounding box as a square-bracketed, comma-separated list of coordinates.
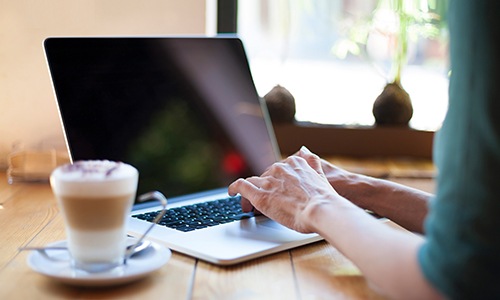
[226, 216, 311, 243]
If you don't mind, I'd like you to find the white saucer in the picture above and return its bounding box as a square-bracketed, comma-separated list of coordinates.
[27, 239, 171, 287]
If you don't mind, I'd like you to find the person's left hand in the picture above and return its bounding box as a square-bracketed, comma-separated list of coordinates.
[228, 147, 339, 233]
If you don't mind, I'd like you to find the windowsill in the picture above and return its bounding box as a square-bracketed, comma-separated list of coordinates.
[273, 121, 435, 159]
[251, 59, 448, 132]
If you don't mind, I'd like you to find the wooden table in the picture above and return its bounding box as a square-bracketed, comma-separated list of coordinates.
[0, 168, 434, 299]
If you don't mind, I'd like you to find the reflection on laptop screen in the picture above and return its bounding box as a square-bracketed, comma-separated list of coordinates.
[45, 37, 279, 198]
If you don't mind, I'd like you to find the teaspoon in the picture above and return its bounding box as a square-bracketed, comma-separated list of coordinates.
[19, 240, 152, 259]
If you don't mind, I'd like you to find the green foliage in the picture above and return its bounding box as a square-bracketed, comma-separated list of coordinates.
[126, 99, 219, 196]
[332, 0, 448, 83]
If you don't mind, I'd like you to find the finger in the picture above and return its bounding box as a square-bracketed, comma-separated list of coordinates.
[228, 177, 260, 196]
[295, 147, 325, 176]
[228, 177, 261, 212]
[261, 161, 287, 177]
[296, 146, 317, 160]
[241, 196, 257, 213]
[292, 145, 314, 156]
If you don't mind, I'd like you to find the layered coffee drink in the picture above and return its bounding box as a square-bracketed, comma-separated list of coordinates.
[50, 160, 138, 272]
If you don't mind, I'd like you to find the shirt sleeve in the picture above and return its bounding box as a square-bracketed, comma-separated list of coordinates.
[418, 1, 500, 299]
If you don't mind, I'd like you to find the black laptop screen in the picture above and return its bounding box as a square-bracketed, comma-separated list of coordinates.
[44, 37, 279, 198]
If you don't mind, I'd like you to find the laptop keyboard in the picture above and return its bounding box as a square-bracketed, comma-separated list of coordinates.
[132, 195, 255, 232]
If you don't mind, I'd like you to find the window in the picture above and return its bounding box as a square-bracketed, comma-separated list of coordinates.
[237, 0, 449, 131]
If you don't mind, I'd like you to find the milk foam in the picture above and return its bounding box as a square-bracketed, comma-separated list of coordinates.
[50, 160, 138, 197]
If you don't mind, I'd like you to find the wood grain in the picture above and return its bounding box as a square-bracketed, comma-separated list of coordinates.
[192, 251, 296, 300]
[292, 241, 386, 299]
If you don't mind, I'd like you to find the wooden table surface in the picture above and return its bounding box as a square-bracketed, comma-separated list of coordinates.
[0, 161, 435, 299]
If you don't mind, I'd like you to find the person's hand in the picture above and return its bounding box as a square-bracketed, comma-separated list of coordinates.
[228, 147, 340, 233]
[296, 147, 386, 213]
[295, 147, 360, 199]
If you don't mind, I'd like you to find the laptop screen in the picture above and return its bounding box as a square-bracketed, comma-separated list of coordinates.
[44, 37, 280, 198]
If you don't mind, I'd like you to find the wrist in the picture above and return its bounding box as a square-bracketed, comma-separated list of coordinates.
[328, 171, 381, 210]
[303, 194, 358, 233]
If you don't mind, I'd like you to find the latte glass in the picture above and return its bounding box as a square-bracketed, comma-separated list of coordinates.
[50, 160, 138, 273]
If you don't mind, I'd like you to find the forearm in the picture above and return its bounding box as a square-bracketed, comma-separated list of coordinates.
[326, 169, 432, 233]
[308, 198, 442, 300]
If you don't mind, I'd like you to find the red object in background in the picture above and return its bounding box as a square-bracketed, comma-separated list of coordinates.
[223, 152, 246, 175]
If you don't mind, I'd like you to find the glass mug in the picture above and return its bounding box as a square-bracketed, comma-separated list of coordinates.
[50, 160, 166, 273]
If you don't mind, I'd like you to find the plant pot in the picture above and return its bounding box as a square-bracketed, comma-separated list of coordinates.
[372, 83, 413, 126]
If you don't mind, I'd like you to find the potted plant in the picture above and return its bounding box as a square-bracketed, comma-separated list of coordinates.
[333, 0, 448, 126]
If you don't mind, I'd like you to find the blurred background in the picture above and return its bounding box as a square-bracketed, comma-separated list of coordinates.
[0, 0, 448, 169]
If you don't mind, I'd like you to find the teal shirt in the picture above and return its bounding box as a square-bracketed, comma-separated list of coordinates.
[418, 1, 500, 298]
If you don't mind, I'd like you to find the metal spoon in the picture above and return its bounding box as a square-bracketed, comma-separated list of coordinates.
[124, 191, 168, 263]
[19, 240, 153, 260]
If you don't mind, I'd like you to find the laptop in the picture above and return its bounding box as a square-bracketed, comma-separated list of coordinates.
[44, 36, 323, 265]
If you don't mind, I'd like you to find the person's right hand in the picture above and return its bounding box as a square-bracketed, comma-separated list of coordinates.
[228, 147, 342, 233]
